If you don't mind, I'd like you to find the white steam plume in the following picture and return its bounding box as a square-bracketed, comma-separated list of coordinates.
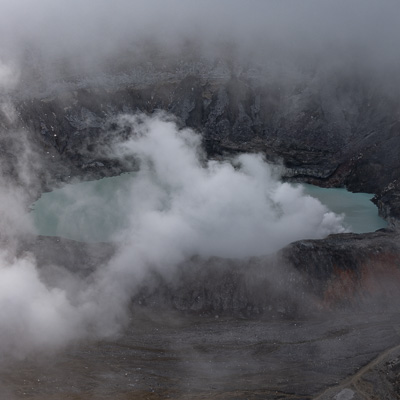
[0, 252, 84, 360]
[0, 60, 19, 93]
[86, 113, 347, 330]
[110, 113, 346, 260]
[0, 112, 347, 361]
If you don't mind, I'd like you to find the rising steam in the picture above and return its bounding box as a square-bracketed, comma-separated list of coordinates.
[0, 113, 346, 361]
[110, 113, 346, 259]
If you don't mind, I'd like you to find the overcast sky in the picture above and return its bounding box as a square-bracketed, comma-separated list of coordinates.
[0, 0, 399, 84]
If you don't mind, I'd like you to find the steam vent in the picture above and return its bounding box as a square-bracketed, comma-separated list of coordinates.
[1, 1, 400, 399]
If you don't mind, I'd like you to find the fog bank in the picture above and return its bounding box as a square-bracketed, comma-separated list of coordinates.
[0, 0, 399, 95]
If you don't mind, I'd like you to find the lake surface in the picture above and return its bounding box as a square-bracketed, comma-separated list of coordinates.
[32, 174, 135, 242]
[31, 176, 387, 242]
[302, 183, 387, 234]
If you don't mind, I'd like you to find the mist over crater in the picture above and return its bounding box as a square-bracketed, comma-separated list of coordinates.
[1, 1, 400, 399]
[32, 113, 347, 247]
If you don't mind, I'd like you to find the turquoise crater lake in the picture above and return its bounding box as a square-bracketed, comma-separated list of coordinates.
[301, 184, 387, 234]
[31, 176, 387, 243]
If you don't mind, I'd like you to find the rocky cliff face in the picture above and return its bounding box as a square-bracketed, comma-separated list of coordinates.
[5, 62, 400, 224]
[18, 228, 400, 318]
[282, 229, 400, 309]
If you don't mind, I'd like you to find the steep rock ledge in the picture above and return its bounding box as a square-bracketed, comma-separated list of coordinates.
[5, 70, 400, 225]
[18, 230, 400, 317]
[282, 229, 400, 308]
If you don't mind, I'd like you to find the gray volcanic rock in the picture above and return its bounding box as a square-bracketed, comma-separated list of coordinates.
[17, 235, 115, 275]
[125, 229, 400, 316]
[373, 180, 400, 229]
[316, 344, 400, 400]
[2, 311, 400, 400]
[5, 230, 400, 399]
[17, 231, 400, 318]
[281, 229, 400, 309]
[12, 235, 319, 318]
[5, 64, 400, 226]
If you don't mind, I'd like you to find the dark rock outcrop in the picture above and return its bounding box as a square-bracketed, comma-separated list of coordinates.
[373, 179, 400, 229]
[282, 229, 400, 309]
[3, 63, 400, 226]
[130, 229, 400, 315]
[19, 230, 400, 318]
